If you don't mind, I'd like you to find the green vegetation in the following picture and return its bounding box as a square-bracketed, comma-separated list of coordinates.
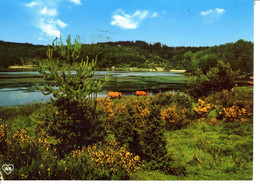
[34, 35, 110, 156]
[187, 61, 239, 98]
[0, 87, 253, 180]
[0, 39, 253, 75]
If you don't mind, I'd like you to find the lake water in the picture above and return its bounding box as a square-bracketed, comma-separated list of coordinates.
[0, 71, 189, 106]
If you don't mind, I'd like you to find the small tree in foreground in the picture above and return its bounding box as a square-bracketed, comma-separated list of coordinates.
[187, 61, 238, 98]
[35, 35, 109, 103]
[35, 35, 109, 155]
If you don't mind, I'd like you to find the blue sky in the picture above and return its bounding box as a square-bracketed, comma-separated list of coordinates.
[0, 0, 254, 46]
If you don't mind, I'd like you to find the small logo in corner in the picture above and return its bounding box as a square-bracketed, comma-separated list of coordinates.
[2, 164, 14, 175]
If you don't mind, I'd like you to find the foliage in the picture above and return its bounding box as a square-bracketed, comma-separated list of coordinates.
[0, 124, 8, 155]
[150, 92, 176, 106]
[188, 61, 238, 98]
[222, 106, 251, 122]
[204, 89, 253, 122]
[35, 36, 109, 103]
[193, 99, 215, 120]
[1, 39, 253, 74]
[34, 36, 109, 156]
[52, 35, 82, 65]
[207, 89, 253, 108]
[36, 100, 106, 156]
[161, 105, 189, 130]
[191, 39, 253, 74]
[86, 141, 143, 179]
[172, 91, 193, 109]
[145, 155, 187, 176]
[112, 98, 167, 162]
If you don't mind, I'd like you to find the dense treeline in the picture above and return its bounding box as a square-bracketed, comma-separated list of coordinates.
[0, 41, 46, 67]
[0, 39, 253, 74]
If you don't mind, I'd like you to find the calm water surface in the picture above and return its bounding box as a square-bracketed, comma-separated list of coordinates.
[0, 71, 189, 106]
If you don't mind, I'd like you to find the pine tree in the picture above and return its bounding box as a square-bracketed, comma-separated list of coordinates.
[35, 35, 109, 103]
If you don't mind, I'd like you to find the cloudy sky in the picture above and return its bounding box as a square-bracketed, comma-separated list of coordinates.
[0, 0, 254, 46]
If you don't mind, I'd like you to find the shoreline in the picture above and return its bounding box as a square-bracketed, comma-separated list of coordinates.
[2, 66, 187, 73]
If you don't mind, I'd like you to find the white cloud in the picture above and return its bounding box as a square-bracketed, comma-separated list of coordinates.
[200, 8, 226, 16]
[24, 0, 70, 39]
[56, 19, 68, 28]
[69, 0, 81, 5]
[111, 10, 149, 29]
[25, 1, 39, 8]
[216, 8, 225, 14]
[152, 12, 158, 18]
[38, 18, 61, 37]
[200, 9, 213, 16]
[40, 7, 57, 16]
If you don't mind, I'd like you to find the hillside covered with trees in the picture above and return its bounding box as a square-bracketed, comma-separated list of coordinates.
[0, 39, 253, 75]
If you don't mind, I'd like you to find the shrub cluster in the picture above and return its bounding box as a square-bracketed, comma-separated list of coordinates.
[36, 99, 106, 156]
[86, 141, 143, 179]
[161, 105, 189, 130]
[192, 89, 253, 124]
[112, 98, 167, 162]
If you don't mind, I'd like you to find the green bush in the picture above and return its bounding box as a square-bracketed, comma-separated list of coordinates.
[173, 91, 193, 109]
[36, 99, 105, 156]
[113, 98, 167, 162]
[161, 105, 190, 130]
[149, 92, 193, 110]
[188, 61, 238, 98]
[150, 92, 176, 106]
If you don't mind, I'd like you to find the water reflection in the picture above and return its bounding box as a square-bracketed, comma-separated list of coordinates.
[0, 71, 188, 106]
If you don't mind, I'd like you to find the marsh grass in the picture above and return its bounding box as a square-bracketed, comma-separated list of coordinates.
[165, 121, 253, 180]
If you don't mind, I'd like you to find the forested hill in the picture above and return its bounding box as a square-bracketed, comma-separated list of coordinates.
[0, 39, 253, 74]
[0, 40, 46, 67]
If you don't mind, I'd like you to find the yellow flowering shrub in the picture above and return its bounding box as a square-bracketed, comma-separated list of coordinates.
[86, 141, 142, 175]
[96, 98, 114, 117]
[161, 105, 188, 129]
[194, 99, 215, 118]
[113, 98, 150, 127]
[0, 124, 8, 155]
[11, 128, 55, 151]
[4, 128, 59, 170]
[222, 105, 252, 122]
[208, 118, 218, 126]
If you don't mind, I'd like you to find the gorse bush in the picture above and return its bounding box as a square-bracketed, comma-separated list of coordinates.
[161, 105, 189, 130]
[4, 128, 58, 168]
[95, 97, 117, 131]
[36, 100, 105, 156]
[222, 106, 251, 122]
[193, 99, 215, 120]
[112, 98, 167, 162]
[86, 141, 143, 179]
[0, 124, 8, 155]
[205, 89, 253, 122]
[41, 141, 142, 180]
